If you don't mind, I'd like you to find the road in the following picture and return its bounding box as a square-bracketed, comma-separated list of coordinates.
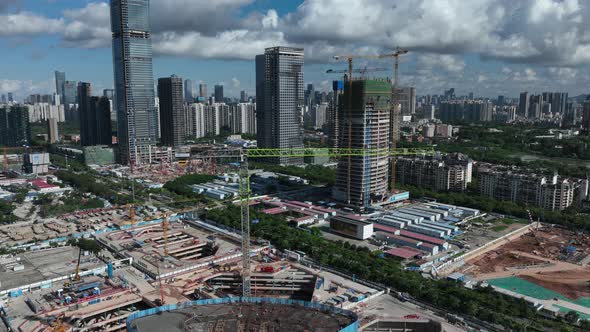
[300, 257, 504, 332]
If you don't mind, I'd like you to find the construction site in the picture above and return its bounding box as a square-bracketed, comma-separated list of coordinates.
[456, 224, 590, 318]
[126, 298, 359, 332]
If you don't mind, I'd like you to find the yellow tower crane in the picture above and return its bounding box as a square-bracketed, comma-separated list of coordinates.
[377, 47, 409, 192]
[332, 54, 387, 205]
[190, 147, 433, 297]
[162, 212, 170, 256]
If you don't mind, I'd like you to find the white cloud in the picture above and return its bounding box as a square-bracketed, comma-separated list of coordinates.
[262, 9, 279, 29]
[0, 78, 53, 97]
[153, 30, 286, 60]
[417, 54, 465, 74]
[61, 2, 111, 48]
[0, 12, 63, 36]
[231, 77, 240, 88]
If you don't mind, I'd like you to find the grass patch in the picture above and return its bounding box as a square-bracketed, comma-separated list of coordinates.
[492, 225, 509, 232]
[501, 218, 523, 225]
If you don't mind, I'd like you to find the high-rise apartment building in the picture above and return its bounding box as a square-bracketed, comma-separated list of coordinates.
[478, 165, 588, 211]
[529, 94, 543, 119]
[111, 0, 158, 165]
[79, 82, 112, 147]
[54, 71, 65, 105]
[518, 92, 529, 118]
[440, 100, 492, 122]
[184, 79, 193, 103]
[396, 87, 416, 115]
[199, 84, 208, 98]
[47, 118, 59, 143]
[214, 85, 224, 103]
[230, 103, 256, 135]
[396, 153, 472, 192]
[63, 81, 77, 106]
[0, 106, 30, 147]
[311, 103, 328, 129]
[333, 79, 391, 211]
[256, 47, 305, 165]
[158, 75, 185, 147]
[582, 96, 590, 134]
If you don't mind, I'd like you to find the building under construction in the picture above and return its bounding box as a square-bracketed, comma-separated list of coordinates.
[333, 79, 391, 211]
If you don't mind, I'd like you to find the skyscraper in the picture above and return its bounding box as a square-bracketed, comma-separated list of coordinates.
[79, 83, 112, 147]
[184, 79, 193, 103]
[1, 95, 5, 104]
[111, 0, 158, 165]
[78, 82, 93, 146]
[7, 93, 13, 103]
[0, 105, 30, 147]
[255, 54, 267, 146]
[103, 89, 115, 99]
[240, 90, 247, 103]
[333, 79, 391, 210]
[396, 87, 416, 115]
[47, 118, 59, 143]
[214, 85, 224, 102]
[256, 47, 305, 165]
[583, 97, 590, 134]
[518, 92, 529, 118]
[54, 71, 66, 105]
[63, 81, 77, 106]
[199, 84, 208, 98]
[327, 80, 343, 148]
[158, 75, 185, 147]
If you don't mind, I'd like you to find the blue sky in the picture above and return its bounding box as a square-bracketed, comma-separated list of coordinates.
[2, 0, 590, 100]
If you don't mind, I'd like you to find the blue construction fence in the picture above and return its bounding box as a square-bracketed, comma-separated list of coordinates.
[127, 297, 359, 332]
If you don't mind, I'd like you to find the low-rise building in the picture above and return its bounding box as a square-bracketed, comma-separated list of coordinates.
[330, 215, 373, 240]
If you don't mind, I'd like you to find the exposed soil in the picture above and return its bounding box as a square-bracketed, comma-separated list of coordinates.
[520, 269, 590, 300]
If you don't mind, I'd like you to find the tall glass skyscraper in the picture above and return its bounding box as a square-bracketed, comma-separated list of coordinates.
[256, 47, 305, 165]
[111, 0, 158, 165]
[54, 71, 65, 105]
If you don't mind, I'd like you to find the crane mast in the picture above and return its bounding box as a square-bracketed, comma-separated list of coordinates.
[378, 48, 409, 192]
[239, 156, 251, 297]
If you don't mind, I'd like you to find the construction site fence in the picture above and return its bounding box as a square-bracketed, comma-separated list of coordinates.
[126, 297, 359, 332]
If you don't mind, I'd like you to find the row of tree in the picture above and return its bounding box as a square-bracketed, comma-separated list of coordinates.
[204, 204, 587, 331]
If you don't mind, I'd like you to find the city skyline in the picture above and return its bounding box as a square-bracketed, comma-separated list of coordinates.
[2, 0, 590, 99]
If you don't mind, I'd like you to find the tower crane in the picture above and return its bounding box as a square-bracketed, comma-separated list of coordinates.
[332, 54, 385, 205]
[162, 212, 170, 256]
[188, 146, 433, 297]
[326, 67, 389, 80]
[377, 47, 409, 192]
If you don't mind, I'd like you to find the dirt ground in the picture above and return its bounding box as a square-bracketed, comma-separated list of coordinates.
[462, 226, 590, 301]
[469, 251, 548, 274]
[501, 227, 590, 263]
[520, 269, 590, 300]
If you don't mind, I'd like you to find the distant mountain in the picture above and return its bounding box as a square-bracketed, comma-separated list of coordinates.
[570, 94, 588, 102]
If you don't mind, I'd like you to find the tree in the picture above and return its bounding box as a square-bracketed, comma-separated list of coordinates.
[564, 311, 579, 324]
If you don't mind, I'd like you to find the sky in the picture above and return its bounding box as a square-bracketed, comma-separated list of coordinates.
[1, 0, 590, 100]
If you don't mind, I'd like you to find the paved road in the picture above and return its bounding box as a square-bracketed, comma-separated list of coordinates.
[362, 294, 468, 332]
